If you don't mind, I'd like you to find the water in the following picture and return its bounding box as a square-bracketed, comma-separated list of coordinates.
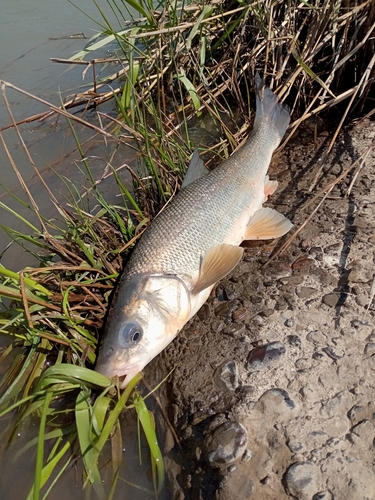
[0, 0, 136, 271]
[0, 2, 171, 499]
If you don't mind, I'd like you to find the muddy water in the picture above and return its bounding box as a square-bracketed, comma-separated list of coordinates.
[0, 3, 171, 499]
[0, 0, 135, 271]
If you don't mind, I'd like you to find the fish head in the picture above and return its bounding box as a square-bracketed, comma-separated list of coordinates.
[95, 273, 191, 387]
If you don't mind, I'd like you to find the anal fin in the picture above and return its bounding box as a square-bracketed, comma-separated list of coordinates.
[264, 175, 278, 201]
[192, 244, 244, 295]
[245, 207, 292, 240]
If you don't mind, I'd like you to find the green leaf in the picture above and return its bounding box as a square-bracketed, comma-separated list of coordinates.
[176, 74, 201, 112]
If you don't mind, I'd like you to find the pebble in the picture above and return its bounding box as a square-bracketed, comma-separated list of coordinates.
[364, 342, 375, 355]
[241, 449, 252, 462]
[287, 440, 303, 452]
[306, 330, 329, 344]
[350, 419, 375, 441]
[205, 421, 248, 468]
[322, 346, 345, 360]
[312, 491, 333, 500]
[263, 261, 293, 280]
[296, 286, 318, 299]
[214, 361, 239, 392]
[322, 293, 344, 307]
[279, 275, 304, 285]
[285, 317, 295, 328]
[215, 300, 241, 319]
[292, 257, 315, 273]
[285, 462, 319, 498]
[223, 324, 246, 339]
[246, 341, 286, 371]
[211, 319, 225, 333]
[197, 303, 211, 321]
[257, 388, 296, 412]
[232, 307, 249, 323]
[288, 335, 301, 347]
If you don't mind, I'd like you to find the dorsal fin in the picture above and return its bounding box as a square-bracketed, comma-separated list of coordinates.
[192, 244, 244, 295]
[181, 150, 208, 188]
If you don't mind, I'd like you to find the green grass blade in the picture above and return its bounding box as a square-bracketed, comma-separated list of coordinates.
[133, 391, 164, 494]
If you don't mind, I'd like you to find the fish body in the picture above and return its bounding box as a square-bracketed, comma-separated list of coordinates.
[96, 75, 292, 386]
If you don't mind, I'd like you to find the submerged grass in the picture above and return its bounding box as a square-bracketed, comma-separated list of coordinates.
[0, 0, 374, 498]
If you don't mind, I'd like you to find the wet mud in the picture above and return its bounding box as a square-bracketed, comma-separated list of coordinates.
[149, 118, 375, 499]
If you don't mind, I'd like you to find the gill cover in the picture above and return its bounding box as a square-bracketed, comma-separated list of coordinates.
[95, 273, 191, 383]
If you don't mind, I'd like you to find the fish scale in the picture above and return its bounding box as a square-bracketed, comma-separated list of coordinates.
[123, 119, 281, 286]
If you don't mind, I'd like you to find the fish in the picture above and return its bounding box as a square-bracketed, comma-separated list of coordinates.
[95, 74, 292, 387]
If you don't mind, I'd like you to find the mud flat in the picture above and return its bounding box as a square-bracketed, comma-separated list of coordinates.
[149, 118, 375, 499]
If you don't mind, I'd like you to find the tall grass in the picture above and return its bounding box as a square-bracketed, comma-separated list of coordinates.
[0, 0, 374, 498]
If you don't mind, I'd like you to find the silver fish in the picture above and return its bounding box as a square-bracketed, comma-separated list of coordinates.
[95, 75, 292, 386]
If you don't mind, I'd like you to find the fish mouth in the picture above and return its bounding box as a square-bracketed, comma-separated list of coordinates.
[97, 362, 142, 389]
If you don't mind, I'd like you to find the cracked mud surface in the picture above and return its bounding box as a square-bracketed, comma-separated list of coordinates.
[149, 118, 375, 500]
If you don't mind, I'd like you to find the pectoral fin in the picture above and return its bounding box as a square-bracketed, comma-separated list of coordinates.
[181, 149, 208, 188]
[245, 207, 292, 240]
[192, 244, 244, 295]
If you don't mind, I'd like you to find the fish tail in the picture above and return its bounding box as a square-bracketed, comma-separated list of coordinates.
[254, 73, 290, 146]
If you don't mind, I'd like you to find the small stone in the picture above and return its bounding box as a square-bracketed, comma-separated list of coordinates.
[232, 307, 249, 323]
[250, 315, 265, 327]
[350, 419, 375, 441]
[263, 261, 292, 279]
[287, 440, 303, 452]
[246, 341, 286, 371]
[285, 318, 295, 328]
[322, 346, 345, 360]
[324, 242, 342, 254]
[309, 247, 323, 260]
[306, 330, 329, 344]
[241, 449, 252, 462]
[292, 257, 315, 273]
[214, 361, 239, 392]
[227, 464, 237, 473]
[197, 303, 211, 321]
[288, 335, 301, 347]
[260, 476, 271, 485]
[322, 292, 345, 307]
[340, 327, 356, 336]
[313, 491, 333, 500]
[347, 405, 364, 422]
[279, 275, 304, 285]
[347, 261, 373, 283]
[258, 388, 296, 412]
[296, 286, 318, 299]
[215, 300, 241, 319]
[205, 421, 248, 468]
[223, 324, 246, 339]
[296, 357, 315, 370]
[211, 319, 225, 333]
[285, 462, 319, 498]
[364, 342, 375, 355]
[312, 352, 325, 361]
[261, 308, 274, 317]
[275, 297, 288, 311]
[351, 318, 368, 328]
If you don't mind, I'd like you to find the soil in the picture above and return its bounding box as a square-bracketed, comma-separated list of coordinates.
[148, 117, 375, 500]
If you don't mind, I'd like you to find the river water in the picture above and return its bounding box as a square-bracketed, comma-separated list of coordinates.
[0, 0, 136, 270]
[0, 2, 166, 499]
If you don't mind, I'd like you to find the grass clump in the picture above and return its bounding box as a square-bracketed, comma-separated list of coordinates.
[0, 0, 374, 498]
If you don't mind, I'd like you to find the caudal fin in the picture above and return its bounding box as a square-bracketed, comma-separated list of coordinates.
[254, 73, 290, 146]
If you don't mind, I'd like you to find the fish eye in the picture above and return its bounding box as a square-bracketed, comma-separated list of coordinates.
[119, 323, 143, 348]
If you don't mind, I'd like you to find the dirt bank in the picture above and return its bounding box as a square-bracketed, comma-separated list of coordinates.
[150, 117, 375, 500]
